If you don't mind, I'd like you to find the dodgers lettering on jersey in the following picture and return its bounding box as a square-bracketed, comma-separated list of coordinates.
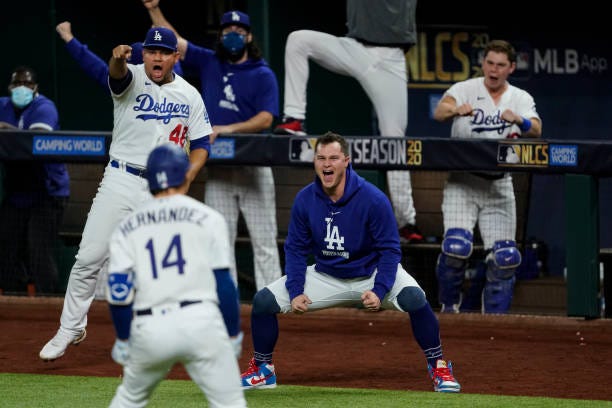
[133, 94, 190, 123]
[471, 109, 513, 135]
[109, 64, 212, 167]
[445, 77, 540, 140]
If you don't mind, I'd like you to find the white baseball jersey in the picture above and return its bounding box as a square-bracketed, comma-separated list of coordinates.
[110, 64, 212, 167]
[55, 65, 213, 338]
[108, 194, 246, 407]
[440, 77, 541, 248]
[444, 77, 540, 140]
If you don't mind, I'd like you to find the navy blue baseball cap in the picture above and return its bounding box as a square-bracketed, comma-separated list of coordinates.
[143, 27, 177, 51]
[220, 10, 251, 30]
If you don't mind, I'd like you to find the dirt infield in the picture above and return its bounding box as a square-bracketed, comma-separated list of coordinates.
[1, 296, 611, 401]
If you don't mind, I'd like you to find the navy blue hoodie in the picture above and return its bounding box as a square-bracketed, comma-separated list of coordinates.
[284, 164, 402, 302]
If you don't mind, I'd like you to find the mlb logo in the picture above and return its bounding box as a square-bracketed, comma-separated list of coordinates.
[289, 138, 316, 162]
[498, 145, 520, 164]
[516, 51, 530, 71]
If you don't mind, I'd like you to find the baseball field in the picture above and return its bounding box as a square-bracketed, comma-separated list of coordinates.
[1, 296, 611, 407]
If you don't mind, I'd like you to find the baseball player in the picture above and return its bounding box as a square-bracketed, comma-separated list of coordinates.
[107, 143, 246, 408]
[273, 0, 423, 243]
[39, 27, 213, 361]
[143, 1, 282, 290]
[433, 39, 542, 314]
[240, 132, 460, 393]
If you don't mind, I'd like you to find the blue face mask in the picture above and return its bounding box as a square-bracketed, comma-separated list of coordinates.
[221, 32, 246, 55]
[11, 86, 34, 108]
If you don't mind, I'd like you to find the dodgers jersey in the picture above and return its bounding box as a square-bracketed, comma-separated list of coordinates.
[283, 165, 401, 302]
[107, 195, 231, 311]
[109, 64, 212, 167]
[444, 77, 540, 139]
[183, 44, 279, 125]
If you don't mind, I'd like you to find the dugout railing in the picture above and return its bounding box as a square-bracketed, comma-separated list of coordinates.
[0, 130, 609, 318]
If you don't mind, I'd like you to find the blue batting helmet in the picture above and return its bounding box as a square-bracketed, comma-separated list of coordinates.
[146, 143, 189, 193]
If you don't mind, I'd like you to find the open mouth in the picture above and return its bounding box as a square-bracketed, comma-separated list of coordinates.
[151, 65, 164, 80]
[322, 170, 334, 183]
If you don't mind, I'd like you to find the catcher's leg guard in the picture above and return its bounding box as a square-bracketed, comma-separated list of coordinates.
[436, 228, 473, 313]
[483, 240, 521, 314]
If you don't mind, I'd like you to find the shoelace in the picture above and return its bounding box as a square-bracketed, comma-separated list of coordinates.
[243, 359, 260, 376]
[433, 366, 455, 381]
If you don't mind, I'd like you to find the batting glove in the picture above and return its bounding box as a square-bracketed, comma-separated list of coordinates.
[111, 338, 130, 366]
[230, 331, 244, 359]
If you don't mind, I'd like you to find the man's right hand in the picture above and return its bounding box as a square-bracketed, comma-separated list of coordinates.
[111, 338, 130, 366]
[112, 45, 133, 61]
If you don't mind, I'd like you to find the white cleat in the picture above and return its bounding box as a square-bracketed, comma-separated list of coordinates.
[39, 328, 87, 361]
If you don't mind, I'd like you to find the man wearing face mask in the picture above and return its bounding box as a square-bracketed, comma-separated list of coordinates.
[0, 66, 70, 296]
[143, 0, 283, 293]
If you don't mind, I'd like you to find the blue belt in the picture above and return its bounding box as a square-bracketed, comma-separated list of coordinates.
[135, 300, 202, 316]
[110, 160, 147, 178]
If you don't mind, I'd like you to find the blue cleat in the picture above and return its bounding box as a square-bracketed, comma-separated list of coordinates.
[241, 358, 277, 390]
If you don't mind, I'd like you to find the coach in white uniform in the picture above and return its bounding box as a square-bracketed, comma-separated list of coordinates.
[40, 27, 213, 361]
[433, 39, 542, 314]
[107, 143, 245, 408]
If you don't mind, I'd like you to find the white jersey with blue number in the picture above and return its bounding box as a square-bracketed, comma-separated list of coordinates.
[109, 64, 212, 167]
[108, 194, 230, 311]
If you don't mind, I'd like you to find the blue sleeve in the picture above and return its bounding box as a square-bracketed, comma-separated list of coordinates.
[370, 192, 403, 301]
[109, 69, 133, 95]
[255, 67, 280, 118]
[30, 97, 59, 130]
[64, 38, 110, 91]
[108, 304, 132, 339]
[214, 268, 240, 337]
[190, 135, 211, 155]
[284, 193, 312, 300]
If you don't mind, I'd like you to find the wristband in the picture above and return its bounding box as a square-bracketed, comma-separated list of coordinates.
[519, 117, 532, 132]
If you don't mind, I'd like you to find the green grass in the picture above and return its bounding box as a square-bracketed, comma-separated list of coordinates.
[1, 373, 610, 408]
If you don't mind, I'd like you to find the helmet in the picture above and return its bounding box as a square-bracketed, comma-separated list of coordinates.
[146, 143, 189, 193]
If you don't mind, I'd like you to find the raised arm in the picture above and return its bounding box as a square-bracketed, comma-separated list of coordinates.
[109, 45, 132, 80]
[56, 21, 110, 90]
[141, 0, 188, 58]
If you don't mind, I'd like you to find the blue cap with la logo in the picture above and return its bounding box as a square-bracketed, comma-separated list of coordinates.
[220, 10, 251, 30]
[143, 27, 177, 51]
